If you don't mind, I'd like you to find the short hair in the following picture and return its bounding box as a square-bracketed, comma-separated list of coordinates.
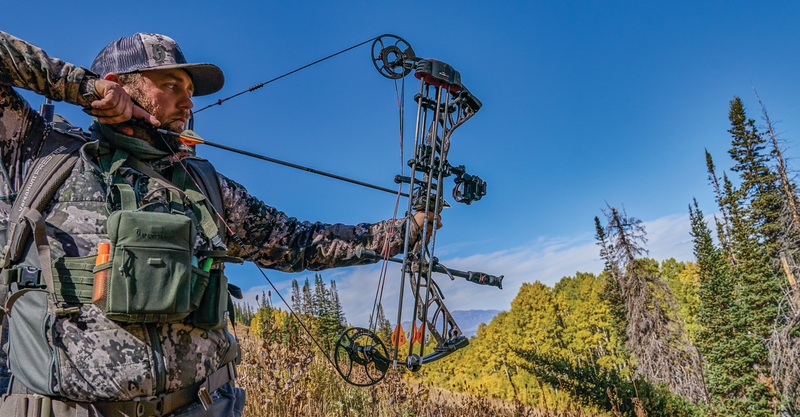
[117, 72, 142, 86]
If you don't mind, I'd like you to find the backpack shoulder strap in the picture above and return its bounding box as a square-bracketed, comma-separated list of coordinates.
[182, 157, 225, 233]
[0, 132, 84, 268]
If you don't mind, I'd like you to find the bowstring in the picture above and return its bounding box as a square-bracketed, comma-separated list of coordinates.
[368, 75, 405, 335]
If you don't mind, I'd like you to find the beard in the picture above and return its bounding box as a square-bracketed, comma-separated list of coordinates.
[125, 87, 189, 150]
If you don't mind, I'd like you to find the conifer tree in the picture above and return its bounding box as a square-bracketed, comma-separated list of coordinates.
[691, 97, 785, 415]
[689, 200, 737, 413]
[375, 303, 392, 345]
[291, 279, 302, 313]
[313, 274, 327, 317]
[301, 278, 313, 316]
[728, 97, 783, 406]
[329, 280, 346, 327]
[309, 274, 345, 345]
[727, 96, 783, 254]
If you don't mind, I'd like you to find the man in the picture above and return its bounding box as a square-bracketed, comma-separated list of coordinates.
[0, 31, 436, 417]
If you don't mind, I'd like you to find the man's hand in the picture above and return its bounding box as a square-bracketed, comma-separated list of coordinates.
[90, 78, 160, 128]
[413, 211, 443, 233]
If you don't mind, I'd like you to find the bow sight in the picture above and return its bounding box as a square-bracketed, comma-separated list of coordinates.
[331, 35, 502, 387]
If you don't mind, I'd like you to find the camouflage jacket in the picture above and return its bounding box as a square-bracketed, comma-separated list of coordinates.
[0, 31, 416, 402]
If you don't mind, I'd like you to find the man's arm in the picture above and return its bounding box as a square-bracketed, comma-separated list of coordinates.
[0, 31, 92, 106]
[0, 31, 158, 127]
[218, 173, 420, 272]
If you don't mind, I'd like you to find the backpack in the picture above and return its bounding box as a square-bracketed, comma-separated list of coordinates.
[0, 118, 242, 409]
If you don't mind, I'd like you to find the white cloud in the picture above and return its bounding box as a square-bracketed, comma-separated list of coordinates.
[642, 213, 695, 262]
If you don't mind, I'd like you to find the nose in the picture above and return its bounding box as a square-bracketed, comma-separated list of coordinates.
[177, 88, 194, 110]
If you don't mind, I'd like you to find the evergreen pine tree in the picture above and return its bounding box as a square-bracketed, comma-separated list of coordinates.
[727, 96, 783, 255]
[313, 274, 327, 317]
[291, 279, 302, 313]
[309, 274, 344, 346]
[329, 280, 346, 327]
[376, 303, 392, 345]
[690, 97, 786, 415]
[301, 278, 313, 316]
[690, 200, 737, 414]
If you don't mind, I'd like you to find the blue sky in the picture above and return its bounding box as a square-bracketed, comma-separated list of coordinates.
[3, 1, 800, 326]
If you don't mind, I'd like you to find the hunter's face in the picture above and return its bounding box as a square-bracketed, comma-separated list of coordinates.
[127, 68, 195, 134]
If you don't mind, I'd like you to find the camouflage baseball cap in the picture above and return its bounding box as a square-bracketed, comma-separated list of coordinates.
[91, 33, 224, 96]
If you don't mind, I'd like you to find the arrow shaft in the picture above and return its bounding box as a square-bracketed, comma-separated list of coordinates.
[195, 137, 409, 197]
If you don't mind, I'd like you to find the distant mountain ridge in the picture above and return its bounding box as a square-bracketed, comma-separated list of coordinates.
[402, 309, 500, 338]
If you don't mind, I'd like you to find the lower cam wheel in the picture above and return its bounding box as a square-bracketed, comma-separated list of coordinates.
[333, 327, 390, 386]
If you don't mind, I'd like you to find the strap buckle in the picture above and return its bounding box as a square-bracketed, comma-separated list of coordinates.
[27, 394, 51, 417]
[227, 361, 237, 387]
[197, 387, 212, 411]
[133, 395, 164, 417]
[18, 266, 41, 288]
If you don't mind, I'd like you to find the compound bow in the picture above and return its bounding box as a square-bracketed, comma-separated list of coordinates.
[330, 35, 503, 387]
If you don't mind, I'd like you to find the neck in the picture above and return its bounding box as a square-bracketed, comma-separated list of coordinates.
[92, 121, 172, 160]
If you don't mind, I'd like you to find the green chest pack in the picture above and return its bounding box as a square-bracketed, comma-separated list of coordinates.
[1, 138, 238, 330]
[93, 148, 237, 329]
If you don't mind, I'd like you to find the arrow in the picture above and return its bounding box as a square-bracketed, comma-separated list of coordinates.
[157, 128, 409, 198]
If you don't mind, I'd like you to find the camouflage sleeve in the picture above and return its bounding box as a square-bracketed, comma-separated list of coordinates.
[0, 32, 76, 199]
[217, 173, 419, 272]
[0, 30, 93, 106]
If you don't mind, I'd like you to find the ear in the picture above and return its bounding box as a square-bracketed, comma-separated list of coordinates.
[104, 72, 124, 86]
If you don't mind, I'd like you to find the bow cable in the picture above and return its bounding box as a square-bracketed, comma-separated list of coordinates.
[193, 36, 380, 114]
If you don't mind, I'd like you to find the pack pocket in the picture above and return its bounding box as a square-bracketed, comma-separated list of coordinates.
[192, 269, 228, 330]
[7, 289, 57, 396]
[97, 210, 196, 323]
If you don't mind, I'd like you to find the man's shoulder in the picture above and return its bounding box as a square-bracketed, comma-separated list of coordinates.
[49, 114, 91, 142]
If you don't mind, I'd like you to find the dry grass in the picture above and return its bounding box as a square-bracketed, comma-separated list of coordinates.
[233, 321, 605, 417]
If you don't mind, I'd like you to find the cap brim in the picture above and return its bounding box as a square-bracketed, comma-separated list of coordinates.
[140, 63, 224, 96]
